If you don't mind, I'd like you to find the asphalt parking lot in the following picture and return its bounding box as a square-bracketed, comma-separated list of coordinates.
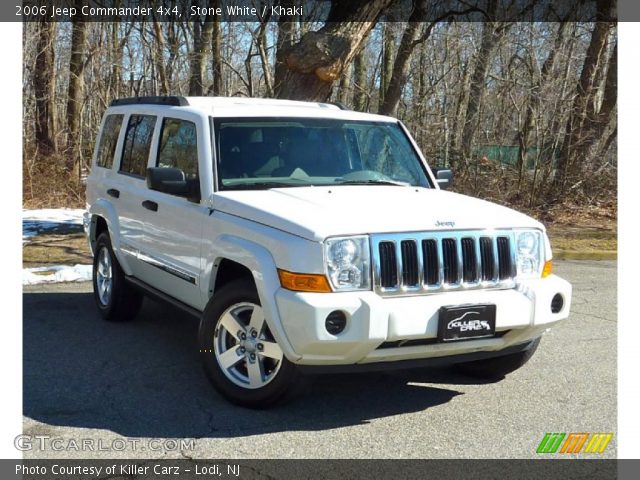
[22, 260, 616, 459]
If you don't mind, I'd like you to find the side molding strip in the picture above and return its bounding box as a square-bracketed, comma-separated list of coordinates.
[120, 242, 198, 285]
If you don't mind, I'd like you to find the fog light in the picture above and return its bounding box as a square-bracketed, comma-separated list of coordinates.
[325, 311, 347, 335]
[551, 294, 564, 314]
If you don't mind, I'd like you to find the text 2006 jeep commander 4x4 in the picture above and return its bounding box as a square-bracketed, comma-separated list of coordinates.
[85, 96, 572, 407]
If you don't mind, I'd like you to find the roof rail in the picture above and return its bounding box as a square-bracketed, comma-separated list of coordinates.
[110, 96, 189, 107]
[329, 101, 350, 110]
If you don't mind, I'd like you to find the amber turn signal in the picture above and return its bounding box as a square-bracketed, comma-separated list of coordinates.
[277, 269, 332, 293]
[542, 260, 553, 278]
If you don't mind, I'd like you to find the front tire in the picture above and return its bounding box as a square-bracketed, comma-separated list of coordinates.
[198, 279, 298, 408]
[92, 232, 142, 322]
[455, 338, 541, 379]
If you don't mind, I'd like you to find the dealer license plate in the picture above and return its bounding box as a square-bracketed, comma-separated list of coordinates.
[437, 304, 496, 342]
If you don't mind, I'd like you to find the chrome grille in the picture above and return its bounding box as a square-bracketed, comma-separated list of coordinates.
[371, 231, 517, 296]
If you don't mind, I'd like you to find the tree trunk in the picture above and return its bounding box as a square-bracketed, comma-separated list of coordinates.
[459, 18, 506, 167]
[152, 20, 170, 95]
[189, 9, 215, 96]
[378, 23, 394, 109]
[274, 0, 393, 102]
[66, 10, 88, 160]
[274, 0, 297, 98]
[353, 48, 367, 111]
[450, 58, 471, 162]
[338, 62, 352, 105]
[255, 16, 274, 97]
[109, 23, 122, 99]
[34, 20, 57, 154]
[378, 1, 429, 116]
[211, 4, 223, 96]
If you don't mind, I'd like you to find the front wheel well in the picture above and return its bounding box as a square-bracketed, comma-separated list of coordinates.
[210, 259, 255, 297]
[94, 216, 108, 239]
[90, 215, 109, 253]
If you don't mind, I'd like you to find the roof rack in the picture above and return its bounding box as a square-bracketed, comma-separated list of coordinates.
[110, 96, 189, 107]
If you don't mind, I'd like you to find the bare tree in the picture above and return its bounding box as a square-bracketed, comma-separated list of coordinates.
[554, 0, 616, 193]
[515, 22, 568, 187]
[378, 3, 478, 117]
[189, 5, 216, 96]
[274, 0, 297, 98]
[352, 48, 368, 111]
[458, 14, 510, 168]
[66, 5, 88, 162]
[210, 1, 223, 95]
[378, 22, 394, 109]
[22, 4, 617, 212]
[274, 0, 393, 101]
[151, 18, 170, 95]
[33, 21, 58, 153]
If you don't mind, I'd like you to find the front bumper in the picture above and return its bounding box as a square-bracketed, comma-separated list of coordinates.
[274, 274, 571, 366]
[296, 339, 538, 374]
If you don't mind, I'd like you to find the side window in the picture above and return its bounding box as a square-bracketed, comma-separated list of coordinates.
[156, 118, 199, 179]
[95, 114, 123, 169]
[119, 114, 156, 177]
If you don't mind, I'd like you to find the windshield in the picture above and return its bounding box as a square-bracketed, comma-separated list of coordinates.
[213, 117, 431, 190]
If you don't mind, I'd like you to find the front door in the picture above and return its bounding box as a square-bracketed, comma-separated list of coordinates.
[135, 114, 206, 309]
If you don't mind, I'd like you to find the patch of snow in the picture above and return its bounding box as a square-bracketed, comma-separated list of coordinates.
[23, 208, 86, 244]
[23, 264, 92, 285]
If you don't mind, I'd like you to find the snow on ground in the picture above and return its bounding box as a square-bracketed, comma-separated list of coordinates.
[23, 209, 91, 284]
[23, 264, 92, 285]
[23, 208, 85, 244]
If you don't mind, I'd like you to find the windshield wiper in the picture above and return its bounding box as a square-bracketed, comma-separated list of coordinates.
[337, 179, 411, 187]
[222, 181, 311, 190]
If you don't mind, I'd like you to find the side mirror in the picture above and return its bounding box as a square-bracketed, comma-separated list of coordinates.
[433, 168, 453, 190]
[146, 167, 200, 201]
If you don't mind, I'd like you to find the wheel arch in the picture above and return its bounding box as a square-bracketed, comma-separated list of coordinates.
[87, 199, 133, 275]
[203, 234, 301, 363]
[210, 259, 255, 297]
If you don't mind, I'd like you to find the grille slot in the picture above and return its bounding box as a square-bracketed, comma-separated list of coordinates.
[442, 238, 458, 284]
[479, 237, 496, 281]
[461, 237, 477, 282]
[422, 239, 439, 285]
[400, 240, 419, 286]
[497, 236, 512, 280]
[379, 241, 398, 288]
[373, 231, 517, 296]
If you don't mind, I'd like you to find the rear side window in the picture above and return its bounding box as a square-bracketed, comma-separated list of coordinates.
[95, 114, 123, 169]
[156, 118, 198, 179]
[119, 115, 156, 177]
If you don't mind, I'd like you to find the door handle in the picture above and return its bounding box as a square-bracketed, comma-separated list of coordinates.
[142, 200, 158, 212]
[107, 188, 120, 198]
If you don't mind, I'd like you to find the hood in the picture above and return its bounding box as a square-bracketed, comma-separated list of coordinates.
[213, 186, 544, 241]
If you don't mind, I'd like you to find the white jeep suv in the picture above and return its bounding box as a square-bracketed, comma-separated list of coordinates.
[84, 96, 572, 407]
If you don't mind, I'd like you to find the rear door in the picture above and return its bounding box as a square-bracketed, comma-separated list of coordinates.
[112, 113, 159, 278]
[135, 113, 208, 309]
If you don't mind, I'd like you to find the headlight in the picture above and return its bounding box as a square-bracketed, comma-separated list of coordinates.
[325, 236, 371, 291]
[515, 230, 543, 278]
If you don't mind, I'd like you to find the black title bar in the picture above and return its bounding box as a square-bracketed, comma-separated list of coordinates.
[4, 0, 621, 23]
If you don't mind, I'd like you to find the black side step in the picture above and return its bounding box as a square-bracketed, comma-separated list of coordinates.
[125, 276, 201, 319]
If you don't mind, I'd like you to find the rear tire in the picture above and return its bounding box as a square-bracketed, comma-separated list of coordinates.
[455, 338, 541, 379]
[198, 279, 298, 408]
[92, 232, 142, 322]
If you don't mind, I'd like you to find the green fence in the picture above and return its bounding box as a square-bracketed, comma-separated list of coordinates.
[474, 145, 538, 169]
